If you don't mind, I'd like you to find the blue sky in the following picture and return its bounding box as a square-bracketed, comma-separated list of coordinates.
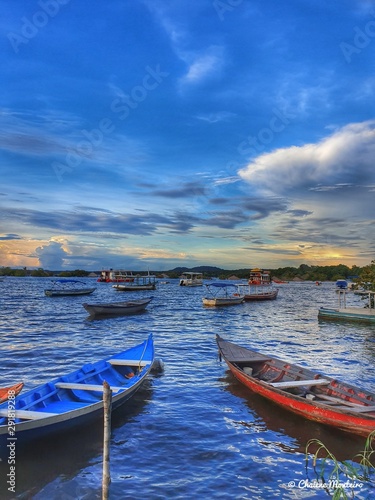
[1, 0, 374, 271]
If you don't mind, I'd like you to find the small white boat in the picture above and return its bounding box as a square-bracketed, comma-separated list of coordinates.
[83, 297, 153, 317]
[179, 272, 203, 286]
[113, 274, 156, 291]
[202, 283, 245, 306]
[44, 280, 96, 297]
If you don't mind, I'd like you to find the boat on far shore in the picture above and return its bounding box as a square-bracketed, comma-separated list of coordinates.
[97, 270, 135, 283]
[236, 268, 278, 301]
[179, 272, 203, 286]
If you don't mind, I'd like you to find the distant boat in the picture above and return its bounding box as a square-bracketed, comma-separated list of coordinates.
[202, 283, 245, 306]
[113, 273, 156, 291]
[336, 280, 348, 289]
[272, 277, 288, 284]
[83, 297, 153, 317]
[0, 335, 154, 448]
[236, 268, 278, 301]
[179, 272, 203, 286]
[216, 335, 375, 438]
[97, 269, 136, 283]
[0, 382, 24, 404]
[44, 280, 96, 297]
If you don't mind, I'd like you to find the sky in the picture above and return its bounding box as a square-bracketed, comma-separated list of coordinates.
[1, 0, 375, 271]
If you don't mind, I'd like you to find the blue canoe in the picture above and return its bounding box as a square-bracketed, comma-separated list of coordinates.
[0, 335, 154, 449]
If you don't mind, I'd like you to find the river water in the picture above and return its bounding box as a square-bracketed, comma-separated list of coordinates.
[0, 277, 374, 499]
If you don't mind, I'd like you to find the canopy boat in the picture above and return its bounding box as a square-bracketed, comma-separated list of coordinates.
[236, 268, 278, 300]
[44, 280, 96, 297]
[0, 335, 154, 448]
[97, 269, 136, 283]
[83, 297, 153, 317]
[0, 382, 24, 404]
[216, 335, 375, 437]
[319, 290, 375, 324]
[202, 283, 244, 306]
[236, 284, 278, 301]
[179, 272, 203, 286]
[113, 273, 156, 291]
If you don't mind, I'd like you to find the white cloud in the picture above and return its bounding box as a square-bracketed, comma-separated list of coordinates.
[239, 120, 375, 194]
[34, 241, 69, 269]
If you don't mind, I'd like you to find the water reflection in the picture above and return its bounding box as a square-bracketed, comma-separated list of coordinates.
[0, 385, 153, 499]
[220, 373, 368, 462]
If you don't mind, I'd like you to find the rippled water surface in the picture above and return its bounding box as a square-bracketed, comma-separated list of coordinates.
[0, 278, 374, 499]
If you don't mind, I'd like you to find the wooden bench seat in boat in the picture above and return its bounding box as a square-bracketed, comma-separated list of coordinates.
[232, 358, 272, 364]
[108, 359, 149, 367]
[55, 382, 123, 392]
[313, 393, 375, 413]
[269, 379, 330, 389]
[0, 409, 58, 420]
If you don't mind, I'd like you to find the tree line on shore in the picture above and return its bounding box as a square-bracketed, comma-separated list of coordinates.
[1, 262, 374, 287]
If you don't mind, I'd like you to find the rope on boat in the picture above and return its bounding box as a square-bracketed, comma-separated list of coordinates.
[137, 338, 149, 372]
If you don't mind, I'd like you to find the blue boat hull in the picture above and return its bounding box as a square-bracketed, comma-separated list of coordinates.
[0, 335, 154, 453]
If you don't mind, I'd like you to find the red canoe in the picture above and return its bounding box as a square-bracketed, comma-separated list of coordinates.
[0, 382, 24, 404]
[216, 335, 375, 438]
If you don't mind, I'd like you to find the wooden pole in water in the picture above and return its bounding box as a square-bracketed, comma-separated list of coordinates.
[102, 380, 112, 500]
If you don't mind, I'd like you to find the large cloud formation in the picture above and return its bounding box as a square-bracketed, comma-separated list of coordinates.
[238, 121, 375, 194]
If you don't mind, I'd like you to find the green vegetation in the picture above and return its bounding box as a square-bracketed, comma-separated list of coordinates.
[305, 431, 375, 498]
[0, 262, 374, 285]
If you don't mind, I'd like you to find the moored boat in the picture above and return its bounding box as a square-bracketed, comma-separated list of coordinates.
[113, 274, 156, 291]
[202, 283, 244, 306]
[0, 382, 24, 404]
[97, 269, 135, 283]
[44, 280, 96, 297]
[179, 272, 203, 286]
[83, 297, 153, 317]
[236, 268, 278, 300]
[0, 335, 154, 449]
[319, 289, 375, 323]
[216, 335, 375, 437]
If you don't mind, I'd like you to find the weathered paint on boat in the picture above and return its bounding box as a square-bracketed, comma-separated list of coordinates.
[0, 382, 24, 403]
[318, 307, 375, 323]
[216, 335, 375, 437]
[83, 297, 153, 317]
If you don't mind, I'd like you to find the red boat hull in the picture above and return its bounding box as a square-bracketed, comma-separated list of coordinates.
[0, 382, 24, 404]
[229, 363, 375, 437]
[216, 335, 375, 438]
